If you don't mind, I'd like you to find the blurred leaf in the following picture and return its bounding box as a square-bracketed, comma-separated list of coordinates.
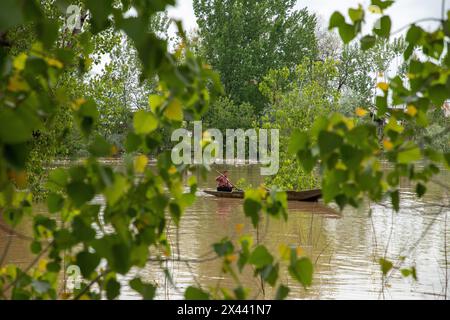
[47, 193, 64, 213]
[379, 258, 393, 275]
[275, 285, 289, 300]
[134, 155, 148, 173]
[31, 280, 51, 295]
[213, 239, 234, 257]
[133, 110, 158, 134]
[289, 257, 313, 288]
[416, 183, 426, 198]
[104, 175, 129, 206]
[130, 278, 156, 300]
[288, 130, 308, 154]
[374, 16, 391, 37]
[318, 131, 343, 155]
[89, 135, 112, 157]
[67, 182, 95, 207]
[329, 12, 345, 29]
[339, 23, 357, 43]
[76, 251, 100, 278]
[184, 286, 210, 300]
[390, 190, 400, 212]
[249, 245, 274, 268]
[105, 278, 121, 300]
[361, 35, 376, 50]
[164, 98, 183, 121]
[0, 0, 24, 31]
[397, 147, 421, 164]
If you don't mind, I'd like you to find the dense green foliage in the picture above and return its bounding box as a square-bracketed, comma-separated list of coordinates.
[202, 96, 256, 131]
[193, 0, 318, 113]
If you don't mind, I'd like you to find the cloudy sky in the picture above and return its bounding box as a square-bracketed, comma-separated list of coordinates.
[167, 0, 449, 34]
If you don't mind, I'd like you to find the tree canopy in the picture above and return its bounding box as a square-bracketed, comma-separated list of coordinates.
[193, 0, 318, 113]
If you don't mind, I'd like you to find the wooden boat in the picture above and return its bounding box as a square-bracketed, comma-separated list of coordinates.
[203, 189, 322, 202]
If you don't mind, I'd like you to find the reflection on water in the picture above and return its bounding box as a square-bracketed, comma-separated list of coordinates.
[1, 163, 449, 300]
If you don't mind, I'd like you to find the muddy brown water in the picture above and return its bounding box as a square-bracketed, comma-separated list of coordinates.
[1, 162, 449, 300]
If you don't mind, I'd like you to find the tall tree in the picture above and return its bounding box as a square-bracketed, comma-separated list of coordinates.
[193, 0, 318, 113]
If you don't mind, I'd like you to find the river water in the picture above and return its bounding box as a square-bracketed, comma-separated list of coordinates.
[1, 162, 449, 300]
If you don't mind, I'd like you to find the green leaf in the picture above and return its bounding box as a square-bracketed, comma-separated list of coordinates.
[76, 99, 99, 135]
[390, 190, 400, 212]
[329, 12, 345, 29]
[406, 25, 423, 45]
[89, 135, 112, 157]
[184, 286, 210, 300]
[133, 110, 158, 134]
[111, 243, 131, 274]
[371, 0, 394, 10]
[86, 0, 113, 33]
[72, 216, 96, 242]
[348, 7, 364, 23]
[249, 245, 274, 268]
[129, 278, 156, 300]
[289, 257, 313, 288]
[318, 131, 343, 155]
[130, 244, 149, 267]
[4, 143, 28, 169]
[261, 263, 279, 286]
[297, 150, 316, 173]
[444, 153, 450, 169]
[104, 175, 129, 206]
[243, 197, 261, 227]
[379, 258, 393, 275]
[48, 168, 69, 188]
[67, 182, 95, 207]
[397, 147, 421, 164]
[105, 278, 121, 300]
[288, 130, 309, 154]
[0, 0, 24, 31]
[415, 183, 426, 198]
[76, 251, 100, 278]
[233, 286, 247, 299]
[47, 193, 64, 213]
[275, 285, 290, 300]
[36, 18, 59, 49]
[0, 108, 34, 144]
[164, 98, 183, 121]
[361, 35, 377, 50]
[400, 268, 411, 277]
[385, 117, 404, 134]
[169, 202, 182, 226]
[213, 239, 234, 257]
[374, 16, 391, 38]
[125, 132, 143, 153]
[149, 94, 164, 112]
[30, 241, 42, 254]
[3, 208, 23, 227]
[339, 23, 357, 43]
[428, 84, 448, 106]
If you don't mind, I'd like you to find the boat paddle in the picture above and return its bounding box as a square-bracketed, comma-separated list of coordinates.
[214, 169, 243, 192]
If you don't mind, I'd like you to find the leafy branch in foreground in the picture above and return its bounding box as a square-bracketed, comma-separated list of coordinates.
[290, 0, 449, 280]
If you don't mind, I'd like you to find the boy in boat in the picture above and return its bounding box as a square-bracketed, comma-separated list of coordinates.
[216, 170, 233, 192]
